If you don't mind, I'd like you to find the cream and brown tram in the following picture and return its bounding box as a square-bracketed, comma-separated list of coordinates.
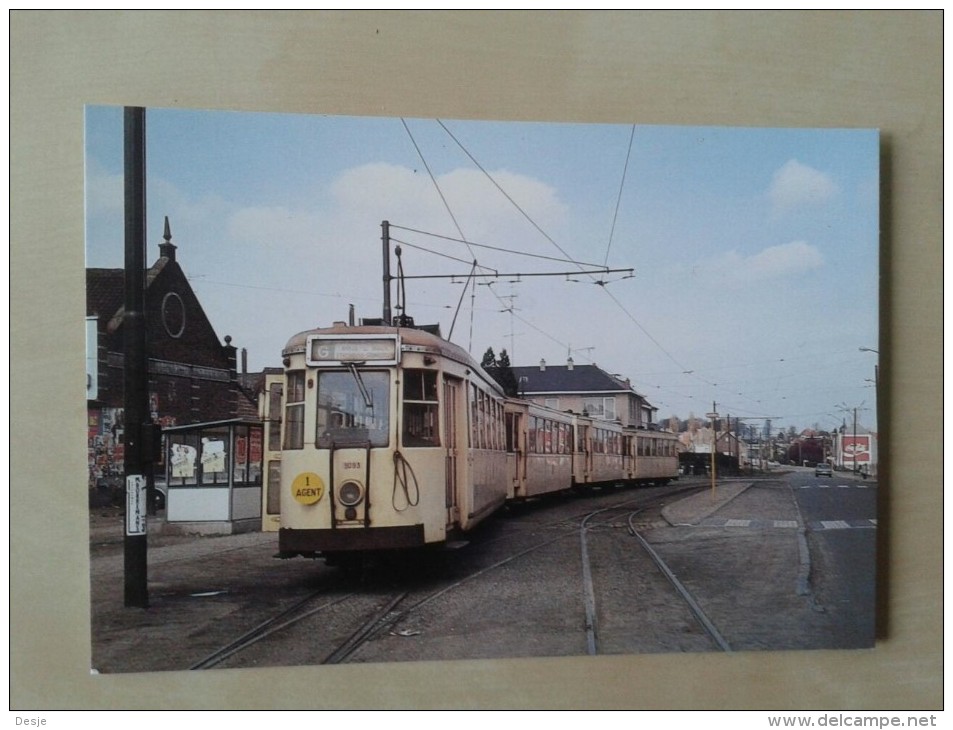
[265, 322, 678, 560]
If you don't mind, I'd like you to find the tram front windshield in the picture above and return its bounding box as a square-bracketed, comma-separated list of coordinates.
[316, 370, 390, 448]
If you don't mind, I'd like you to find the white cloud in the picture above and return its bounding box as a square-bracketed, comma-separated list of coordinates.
[768, 159, 839, 213]
[84, 156, 123, 217]
[226, 205, 324, 251]
[329, 163, 569, 255]
[703, 240, 824, 285]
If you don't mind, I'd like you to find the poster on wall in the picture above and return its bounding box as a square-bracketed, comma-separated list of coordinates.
[170, 444, 197, 479]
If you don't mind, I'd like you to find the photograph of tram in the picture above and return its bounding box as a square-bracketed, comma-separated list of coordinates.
[84, 105, 880, 674]
[272, 323, 680, 563]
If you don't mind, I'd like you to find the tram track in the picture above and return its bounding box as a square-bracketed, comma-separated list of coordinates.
[575, 483, 730, 656]
[188, 481, 716, 668]
[189, 588, 355, 670]
[626, 512, 732, 652]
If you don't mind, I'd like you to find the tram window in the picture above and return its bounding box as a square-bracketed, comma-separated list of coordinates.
[404, 370, 438, 401]
[505, 412, 517, 453]
[470, 385, 480, 449]
[284, 371, 305, 450]
[402, 370, 439, 447]
[316, 370, 389, 448]
[267, 382, 282, 451]
[266, 460, 281, 514]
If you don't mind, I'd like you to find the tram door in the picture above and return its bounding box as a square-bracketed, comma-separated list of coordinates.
[623, 434, 634, 479]
[259, 374, 284, 532]
[578, 424, 591, 483]
[443, 377, 461, 528]
[505, 410, 522, 497]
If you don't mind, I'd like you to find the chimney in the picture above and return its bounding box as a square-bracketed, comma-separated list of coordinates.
[241, 347, 248, 374]
[159, 216, 177, 262]
[539, 359, 546, 371]
[567, 357, 574, 370]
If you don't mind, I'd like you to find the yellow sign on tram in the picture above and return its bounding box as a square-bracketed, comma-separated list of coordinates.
[291, 472, 325, 505]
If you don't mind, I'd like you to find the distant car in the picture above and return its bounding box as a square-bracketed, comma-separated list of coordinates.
[815, 463, 833, 477]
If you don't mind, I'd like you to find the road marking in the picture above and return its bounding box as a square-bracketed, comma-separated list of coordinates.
[690, 517, 875, 531]
[799, 483, 875, 490]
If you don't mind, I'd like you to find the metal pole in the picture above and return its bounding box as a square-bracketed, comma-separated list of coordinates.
[123, 107, 148, 608]
[852, 407, 858, 474]
[381, 220, 391, 324]
[707, 403, 718, 500]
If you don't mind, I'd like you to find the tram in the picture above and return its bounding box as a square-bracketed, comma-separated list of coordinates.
[262, 320, 678, 560]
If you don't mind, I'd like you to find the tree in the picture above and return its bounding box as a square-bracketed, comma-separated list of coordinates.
[482, 347, 519, 397]
[494, 349, 520, 397]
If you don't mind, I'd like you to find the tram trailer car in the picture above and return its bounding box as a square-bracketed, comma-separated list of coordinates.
[271, 322, 677, 561]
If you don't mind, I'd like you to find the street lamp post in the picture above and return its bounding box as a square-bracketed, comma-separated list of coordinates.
[858, 347, 879, 478]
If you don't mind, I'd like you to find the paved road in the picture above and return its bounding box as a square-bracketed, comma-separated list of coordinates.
[789, 466, 878, 648]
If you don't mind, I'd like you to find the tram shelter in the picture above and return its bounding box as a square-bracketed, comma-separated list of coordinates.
[161, 418, 264, 535]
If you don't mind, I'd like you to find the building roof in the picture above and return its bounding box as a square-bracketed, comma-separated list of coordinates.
[511, 363, 639, 397]
[86, 268, 125, 322]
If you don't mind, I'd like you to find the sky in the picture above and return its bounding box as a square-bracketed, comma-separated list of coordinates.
[84, 106, 880, 435]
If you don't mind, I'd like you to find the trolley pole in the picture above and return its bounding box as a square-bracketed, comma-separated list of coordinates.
[381, 220, 392, 325]
[123, 106, 149, 608]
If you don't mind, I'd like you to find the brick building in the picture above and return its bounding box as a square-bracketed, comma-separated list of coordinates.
[85, 218, 258, 495]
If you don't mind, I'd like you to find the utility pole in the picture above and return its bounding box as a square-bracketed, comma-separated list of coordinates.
[501, 292, 519, 361]
[706, 403, 719, 500]
[123, 106, 148, 608]
[852, 407, 858, 474]
[381, 220, 392, 324]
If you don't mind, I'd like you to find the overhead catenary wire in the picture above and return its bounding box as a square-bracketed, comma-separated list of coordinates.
[413, 119, 847, 426]
[604, 124, 636, 268]
[432, 118, 815, 422]
[401, 118, 513, 351]
[391, 225, 612, 269]
[437, 118, 592, 276]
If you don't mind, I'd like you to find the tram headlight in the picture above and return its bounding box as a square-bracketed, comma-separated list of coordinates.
[338, 480, 364, 507]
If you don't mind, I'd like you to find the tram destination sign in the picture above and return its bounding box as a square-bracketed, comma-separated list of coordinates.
[307, 335, 399, 366]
